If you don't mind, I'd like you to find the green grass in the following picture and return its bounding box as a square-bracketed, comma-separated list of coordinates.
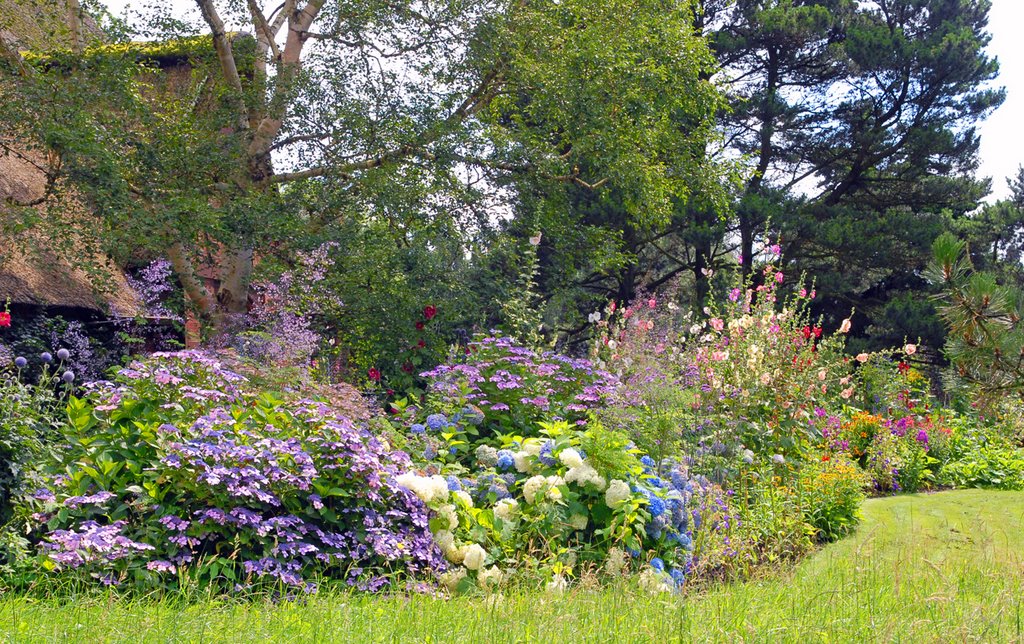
[2, 489, 1023, 642]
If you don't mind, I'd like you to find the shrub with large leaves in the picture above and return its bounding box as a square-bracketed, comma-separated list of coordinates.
[21, 352, 444, 592]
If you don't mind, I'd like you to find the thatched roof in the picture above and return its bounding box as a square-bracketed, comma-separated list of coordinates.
[0, 0, 102, 52]
[0, 149, 143, 316]
[0, 0, 142, 316]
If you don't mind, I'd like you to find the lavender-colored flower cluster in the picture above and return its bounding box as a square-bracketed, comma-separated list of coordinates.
[418, 335, 617, 438]
[29, 351, 444, 592]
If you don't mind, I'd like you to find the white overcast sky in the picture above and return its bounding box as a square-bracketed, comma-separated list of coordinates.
[100, 0, 1024, 202]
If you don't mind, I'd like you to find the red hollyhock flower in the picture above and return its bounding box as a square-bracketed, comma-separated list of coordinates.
[801, 326, 812, 339]
[417, 339, 426, 349]
[368, 367, 381, 381]
[402, 362, 414, 374]
[423, 305, 437, 320]
[822, 454, 830, 462]
[813, 326, 823, 339]
[898, 362, 910, 374]
[415, 321, 425, 330]
[0, 312, 10, 327]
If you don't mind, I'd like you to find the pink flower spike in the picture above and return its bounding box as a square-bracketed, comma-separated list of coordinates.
[775, 272, 784, 284]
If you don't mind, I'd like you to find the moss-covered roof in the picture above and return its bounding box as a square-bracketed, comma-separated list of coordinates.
[21, 33, 255, 69]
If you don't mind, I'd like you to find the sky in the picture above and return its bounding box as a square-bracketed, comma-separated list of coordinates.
[100, 0, 1024, 202]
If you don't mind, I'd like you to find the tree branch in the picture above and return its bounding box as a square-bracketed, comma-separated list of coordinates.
[194, 0, 250, 131]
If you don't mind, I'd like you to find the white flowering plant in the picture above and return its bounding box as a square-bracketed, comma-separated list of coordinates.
[396, 419, 721, 594]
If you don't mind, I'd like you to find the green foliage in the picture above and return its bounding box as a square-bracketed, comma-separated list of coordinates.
[13, 352, 443, 594]
[0, 359, 69, 527]
[928, 232, 1024, 400]
[935, 418, 1024, 490]
[797, 456, 866, 543]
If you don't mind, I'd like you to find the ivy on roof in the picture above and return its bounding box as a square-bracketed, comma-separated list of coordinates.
[21, 33, 255, 69]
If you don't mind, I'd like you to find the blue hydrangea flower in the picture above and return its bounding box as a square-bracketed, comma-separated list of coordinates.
[669, 567, 686, 586]
[649, 557, 665, 573]
[425, 414, 448, 430]
[676, 532, 693, 550]
[648, 476, 664, 489]
[501, 473, 517, 486]
[626, 547, 640, 558]
[445, 476, 462, 491]
[670, 470, 688, 490]
[409, 423, 426, 434]
[496, 449, 515, 471]
[423, 446, 437, 460]
[538, 441, 556, 466]
[648, 495, 666, 518]
[640, 455, 655, 469]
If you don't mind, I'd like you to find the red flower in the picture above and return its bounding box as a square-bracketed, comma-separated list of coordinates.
[0, 312, 9, 327]
[822, 454, 830, 462]
[423, 305, 437, 320]
[813, 326, 823, 339]
[898, 362, 910, 374]
[401, 362, 414, 374]
[801, 326, 812, 339]
[368, 367, 381, 382]
[415, 321, 425, 330]
[417, 339, 426, 349]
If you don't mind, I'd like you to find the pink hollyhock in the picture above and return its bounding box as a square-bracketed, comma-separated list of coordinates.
[423, 305, 437, 320]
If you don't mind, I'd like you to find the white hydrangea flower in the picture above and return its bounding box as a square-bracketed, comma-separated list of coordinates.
[477, 565, 503, 590]
[513, 450, 533, 473]
[440, 568, 466, 592]
[445, 543, 467, 564]
[564, 463, 606, 490]
[605, 479, 631, 508]
[494, 498, 519, 522]
[437, 504, 459, 531]
[568, 513, 588, 530]
[429, 475, 450, 503]
[462, 543, 488, 571]
[396, 473, 449, 504]
[558, 448, 584, 469]
[523, 475, 547, 504]
[523, 440, 543, 457]
[545, 475, 565, 501]
[453, 490, 474, 508]
[546, 574, 568, 595]
[475, 445, 499, 467]
[395, 473, 429, 502]
[434, 529, 454, 550]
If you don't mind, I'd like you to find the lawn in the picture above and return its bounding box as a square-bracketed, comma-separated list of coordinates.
[2, 489, 1022, 643]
